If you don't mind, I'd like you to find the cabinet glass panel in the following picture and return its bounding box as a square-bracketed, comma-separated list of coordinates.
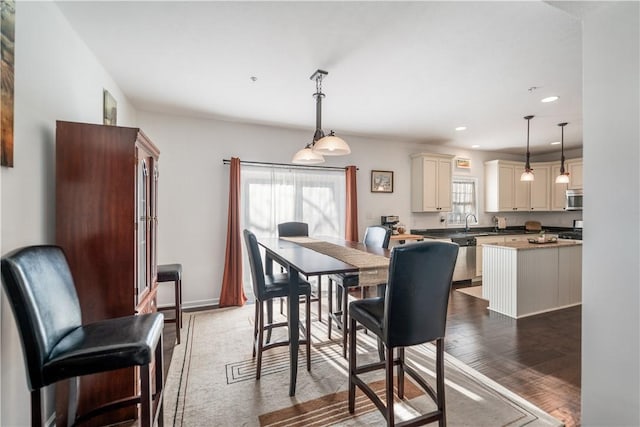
[137, 158, 148, 304]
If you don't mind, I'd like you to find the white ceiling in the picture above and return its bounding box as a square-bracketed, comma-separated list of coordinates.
[56, 1, 585, 155]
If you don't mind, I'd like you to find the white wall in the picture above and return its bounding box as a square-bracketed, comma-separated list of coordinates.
[581, 2, 639, 425]
[138, 111, 583, 308]
[1, 3, 137, 425]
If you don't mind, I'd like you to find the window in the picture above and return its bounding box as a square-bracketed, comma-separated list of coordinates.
[447, 177, 478, 225]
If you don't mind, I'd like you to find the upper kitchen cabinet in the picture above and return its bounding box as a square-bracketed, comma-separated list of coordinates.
[551, 161, 568, 211]
[566, 158, 583, 189]
[411, 153, 454, 212]
[484, 160, 530, 212]
[529, 163, 551, 211]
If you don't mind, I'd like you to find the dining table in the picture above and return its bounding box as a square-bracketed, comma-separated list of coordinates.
[257, 236, 390, 396]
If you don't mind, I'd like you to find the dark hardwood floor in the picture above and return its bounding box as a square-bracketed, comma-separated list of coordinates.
[446, 284, 581, 426]
[161, 286, 581, 426]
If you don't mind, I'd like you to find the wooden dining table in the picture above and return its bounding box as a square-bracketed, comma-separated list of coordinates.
[257, 236, 390, 396]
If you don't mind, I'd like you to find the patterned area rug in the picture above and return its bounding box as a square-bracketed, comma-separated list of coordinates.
[163, 305, 562, 426]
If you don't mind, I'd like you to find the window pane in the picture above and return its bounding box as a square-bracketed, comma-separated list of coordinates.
[447, 177, 478, 225]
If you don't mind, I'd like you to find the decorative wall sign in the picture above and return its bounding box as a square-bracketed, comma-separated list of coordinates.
[103, 89, 117, 125]
[371, 170, 393, 193]
[1, 0, 16, 167]
[456, 158, 471, 169]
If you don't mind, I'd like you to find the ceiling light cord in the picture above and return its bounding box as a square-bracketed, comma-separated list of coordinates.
[556, 122, 570, 184]
[520, 115, 535, 182]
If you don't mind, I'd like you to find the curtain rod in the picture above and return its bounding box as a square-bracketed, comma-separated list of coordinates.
[222, 159, 357, 172]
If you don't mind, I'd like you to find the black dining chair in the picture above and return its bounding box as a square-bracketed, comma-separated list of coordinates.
[277, 221, 324, 321]
[244, 229, 312, 379]
[348, 240, 459, 427]
[0, 245, 165, 427]
[327, 225, 391, 357]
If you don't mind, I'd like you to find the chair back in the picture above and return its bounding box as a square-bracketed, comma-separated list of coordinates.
[383, 241, 459, 348]
[243, 229, 267, 301]
[0, 245, 83, 390]
[277, 222, 309, 237]
[363, 225, 391, 249]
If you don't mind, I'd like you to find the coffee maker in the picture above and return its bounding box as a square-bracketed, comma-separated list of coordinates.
[381, 215, 400, 235]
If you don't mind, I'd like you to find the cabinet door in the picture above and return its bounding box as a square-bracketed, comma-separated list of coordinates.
[567, 160, 583, 189]
[498, 164, 515, 211]
[530, 165, 550, 210]
[421, 158, 439, 211]
[514, 173, 530, 211]
[437, 158, 452, 211]
[551, 163, 568, 211]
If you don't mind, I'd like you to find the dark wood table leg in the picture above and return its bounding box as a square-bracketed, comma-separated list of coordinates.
[288, 265, 300, 396]
[264, 255, 275, 343]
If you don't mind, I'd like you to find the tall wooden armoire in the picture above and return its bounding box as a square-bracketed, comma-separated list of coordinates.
[55, 121, 160, 426]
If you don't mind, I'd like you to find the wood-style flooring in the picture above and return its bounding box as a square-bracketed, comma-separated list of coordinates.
[161, 286, 581, 427]
[446, 284, 581, 426]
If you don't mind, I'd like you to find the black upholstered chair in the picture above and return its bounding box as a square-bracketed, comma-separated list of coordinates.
[0, 245, 164, 427]
[244, 229, 312, 379]
[328, 225, 391, 357]
[157, 264, 183, 344]
[348, 241, 459, 427]
[277, 221, 323, 321]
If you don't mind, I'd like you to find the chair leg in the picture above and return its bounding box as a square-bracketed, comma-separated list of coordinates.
[342, 285, 349, 358]
[397, 347, 405, 399]
[306, 294, 311, 371]
[348, 316, 357, 414]
[437, 338, 446, 427]
[257, 301, 265, 380]
[327, 278, 333, 339]
[67, 377, 79, 427]
[140, 363, 152, 427]
[155, 333, 165, 427]
[252, 301, 259, 357]
[174, 279, 181, 344]
[385, 346, 395, 427]
[31, 389, 42, 427]
[317, 276, 322, 322]
[266, 299, 273, 344]
[280, 297, 284, 316]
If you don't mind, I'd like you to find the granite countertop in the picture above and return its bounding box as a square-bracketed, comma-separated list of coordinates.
[483, 240, 583, 250]
[410, 226, 573, 240]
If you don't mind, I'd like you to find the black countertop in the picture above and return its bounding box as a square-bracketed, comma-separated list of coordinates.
[410, 226, 577, 240]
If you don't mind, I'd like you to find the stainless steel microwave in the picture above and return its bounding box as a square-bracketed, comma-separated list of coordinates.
[566, 189, 583, 211]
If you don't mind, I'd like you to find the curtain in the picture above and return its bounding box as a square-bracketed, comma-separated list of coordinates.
[220, 157, 248, 307]
[345, 165, 359, 241]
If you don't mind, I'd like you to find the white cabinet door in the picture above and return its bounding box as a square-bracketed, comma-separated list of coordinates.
[411, 153, 454, 212]
[529, 164, 550, 211]
[498, 164, 515, 211]
[551, 162, 568, 211]
[567, 159, 583, 189]
[485, 160, 529, 212]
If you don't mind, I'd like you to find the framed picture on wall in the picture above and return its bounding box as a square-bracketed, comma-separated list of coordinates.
[103, 89, 117, 125]
[371, 170, 393, 193]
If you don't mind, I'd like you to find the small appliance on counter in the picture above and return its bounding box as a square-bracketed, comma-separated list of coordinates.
[381, 215, 400, 234]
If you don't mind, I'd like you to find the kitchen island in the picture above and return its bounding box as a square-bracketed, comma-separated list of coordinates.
[482, 240, 582, 319]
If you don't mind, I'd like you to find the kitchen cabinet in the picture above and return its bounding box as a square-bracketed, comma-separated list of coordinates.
[567, 158, 583, 189]
[55, 121, 160, 426]
[411, 153, 454, 212]
[484, 160, 530, 212]
[529, 163, 550, 211]
[550, 161, 568, 211]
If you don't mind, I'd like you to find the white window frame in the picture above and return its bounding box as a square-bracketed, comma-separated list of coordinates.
[447, 176, 478, 226]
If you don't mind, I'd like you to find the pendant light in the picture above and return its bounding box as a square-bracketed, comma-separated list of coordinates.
[520, 115, 535, 181]
[555, 122, 570, 183]
[291, 69, 350, 164]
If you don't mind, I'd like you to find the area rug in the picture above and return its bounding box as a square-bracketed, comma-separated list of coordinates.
[456, 285, 486, 300]
[163, 305, 562, 426]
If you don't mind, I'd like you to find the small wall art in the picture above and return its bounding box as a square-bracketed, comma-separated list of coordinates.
[1, 0, 16, 167]
[456, 158, 471, 169]
[103, 89, 117, 125]
[371, 170, 393, 193]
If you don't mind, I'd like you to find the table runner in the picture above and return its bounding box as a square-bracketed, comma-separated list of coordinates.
[280, 237, 389, 286]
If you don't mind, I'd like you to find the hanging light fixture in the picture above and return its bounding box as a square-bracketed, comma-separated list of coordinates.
[520, 115, 535, 181]
[291, 69, 350, 164]
[555, 122, 570, 184]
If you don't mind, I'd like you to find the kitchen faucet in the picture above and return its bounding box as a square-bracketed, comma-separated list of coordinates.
[465, 213, 477, 232]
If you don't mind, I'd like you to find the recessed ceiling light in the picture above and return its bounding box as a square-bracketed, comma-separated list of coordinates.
[550, 141, 561, 145]
[541, 96, 559, 103]
[455, 126, 467, 131]
[471, 144, 480, 148]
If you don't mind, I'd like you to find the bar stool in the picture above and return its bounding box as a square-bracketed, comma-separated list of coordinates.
[158, 264, 183, 344]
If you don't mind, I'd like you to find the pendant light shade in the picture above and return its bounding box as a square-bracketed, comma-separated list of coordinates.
[555, 122, 570, 184]
[313, 130, 351, 156]
[292, 145, 325, 164]
[520, 115, 535, 181]
[291, 69, 349, 164]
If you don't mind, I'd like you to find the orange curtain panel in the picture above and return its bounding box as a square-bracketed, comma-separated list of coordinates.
[220, 157, 248, 307]
[345, 165, 359, 242]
